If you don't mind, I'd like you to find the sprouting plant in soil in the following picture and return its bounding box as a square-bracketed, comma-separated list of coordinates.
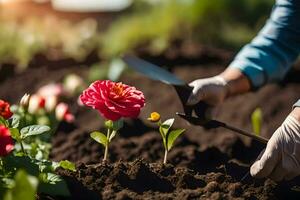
[251, 107, 263, 136]
[80, 80, 145, 161]
[0, 97, 76, 199]
[148, 112, 185, 164]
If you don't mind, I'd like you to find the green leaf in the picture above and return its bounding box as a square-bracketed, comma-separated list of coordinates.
[0, 116, 8, 127]
[9, 128, 20, 140]
[58, 160, 76, 172]
[4, 170, 38, 200]
[109, 130, 117, 142]
[8, 115, 20, 129]
[38, 173, 70, 197]
[90, 131, 108, 147]
[167, 129, 185, 151]
[3, 155, 40, 176]
[159, 118, 174, 136]
[251, 108, 263, 136]
[20, 125, 50, 139]
[112, 119, 123, 131]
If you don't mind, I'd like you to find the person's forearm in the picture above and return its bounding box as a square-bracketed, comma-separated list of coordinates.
[219, 68, 251, 98]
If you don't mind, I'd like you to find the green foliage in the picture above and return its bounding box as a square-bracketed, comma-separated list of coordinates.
[251, 107, 263, 136]
[38, 173, 70, 197]
[90, 131, 108, 147]
[154, 116, 185, 164]
[8, 116, 20, 129]
[112, 119, 124, 131]
[4, 170, 38, 200]
[0, 98, 75, 198]
[0, 116, 9, 127]
[167, 129, 185, 151]
[159, 118, 185, 152]
[20, 125, 50, 139]
[91, 119, 124, 161]
[159, 118, 174, 136]
[58, 161, 76, 172]
[0, 17, 98, 70]
[99, 0, 273, 57]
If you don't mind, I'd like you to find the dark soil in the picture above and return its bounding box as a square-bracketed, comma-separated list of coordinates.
[1, 42, 300, 199]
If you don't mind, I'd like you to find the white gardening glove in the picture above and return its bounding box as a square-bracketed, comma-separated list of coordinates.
[187, 76, 228, 106]
[250, 115, 300, 181]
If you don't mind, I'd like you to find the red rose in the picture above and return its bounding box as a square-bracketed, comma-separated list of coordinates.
[80, 80, 145, 121]
[0, 125, 14, 157]
[0, 100, 13, 119]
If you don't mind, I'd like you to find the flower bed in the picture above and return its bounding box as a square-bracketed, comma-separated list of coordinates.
[1, 45, 300, 199]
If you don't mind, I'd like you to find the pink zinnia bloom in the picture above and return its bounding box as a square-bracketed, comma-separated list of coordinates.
[0, 125, 14, 157]
[80, 80, 145, 121]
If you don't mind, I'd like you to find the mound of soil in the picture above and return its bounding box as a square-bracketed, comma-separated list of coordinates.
[58, 159, 276, 200]
[1, 42, 300, 199]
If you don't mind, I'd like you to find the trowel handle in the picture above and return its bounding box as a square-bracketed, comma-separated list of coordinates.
[174, 84, 211, 120]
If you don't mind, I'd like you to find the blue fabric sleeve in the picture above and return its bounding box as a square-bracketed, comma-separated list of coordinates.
[228, 0, 300, 89]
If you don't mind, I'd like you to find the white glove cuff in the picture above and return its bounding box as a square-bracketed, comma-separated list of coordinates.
[283, 115, 300, 133]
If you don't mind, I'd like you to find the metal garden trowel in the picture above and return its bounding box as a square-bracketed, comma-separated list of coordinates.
[122, 55, 268, 144]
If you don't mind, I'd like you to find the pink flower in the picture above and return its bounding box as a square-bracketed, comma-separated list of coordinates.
[0, 125, 14, 157]
[80, 80, 145, 121]
[55, 103, 74, 123]
[28, 94, 45, 114]
[0, 100, 13, 119]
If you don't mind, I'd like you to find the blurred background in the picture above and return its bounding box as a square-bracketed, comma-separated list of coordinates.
[0, 0, 273, 74]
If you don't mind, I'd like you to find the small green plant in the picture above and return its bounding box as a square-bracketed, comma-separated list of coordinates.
[90, 120, 124, 161]
[0, 97, 75, 199]
[251, 107, 263, 136]
[148, 112, 185, 164]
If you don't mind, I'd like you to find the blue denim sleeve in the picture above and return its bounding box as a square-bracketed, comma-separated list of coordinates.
[228, 0, 300, 89]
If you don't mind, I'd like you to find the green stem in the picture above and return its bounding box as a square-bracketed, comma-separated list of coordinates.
[0, 158, 3, 169]
[19, 140, 27, 156]
[103, 129, 110, 161]
[163, 149, 168, 164]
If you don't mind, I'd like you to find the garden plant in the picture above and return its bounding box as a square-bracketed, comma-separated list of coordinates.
[80, 80, 145, 161]
[1, 1, 299, 199]
[0, 96, 75, 200]
[148, 112, 185, 164]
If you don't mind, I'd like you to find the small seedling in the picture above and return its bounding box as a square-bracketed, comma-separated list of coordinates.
[251, 107, 263, 136]
[90, 120, 123, 161]
[148, 112, 185, 164]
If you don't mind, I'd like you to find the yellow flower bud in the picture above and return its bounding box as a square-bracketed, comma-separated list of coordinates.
[148, 112, 161, 122]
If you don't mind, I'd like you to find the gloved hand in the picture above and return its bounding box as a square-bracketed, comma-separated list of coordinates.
[187, 76, 228, 106]
[250, 115, 300, 181]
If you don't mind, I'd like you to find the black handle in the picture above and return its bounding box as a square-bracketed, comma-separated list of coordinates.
[174, 85, 211, 120]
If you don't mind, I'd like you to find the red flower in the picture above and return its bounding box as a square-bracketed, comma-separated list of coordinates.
[0, 125, 14, 156]
[0, 100, 13, 119]
[80, 80, 145, 121]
